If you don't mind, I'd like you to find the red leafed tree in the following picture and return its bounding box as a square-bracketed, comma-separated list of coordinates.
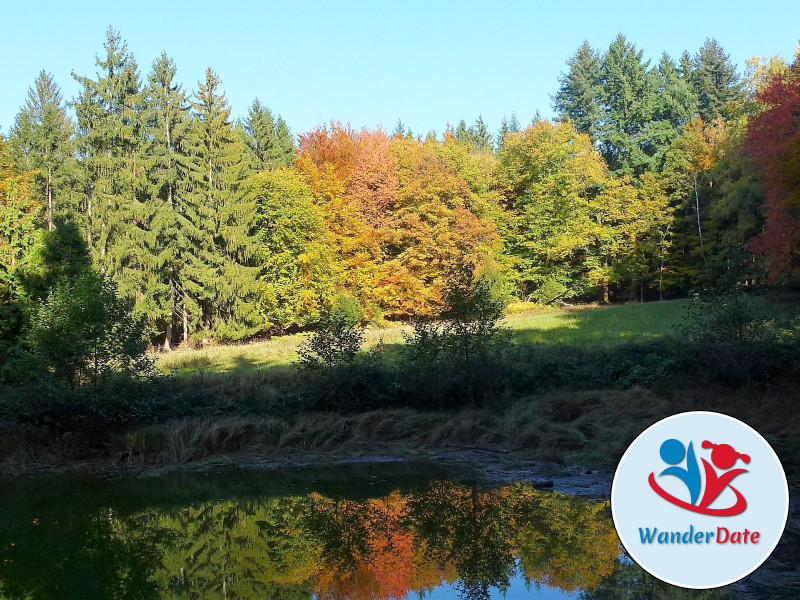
[746, 57, 800, 279]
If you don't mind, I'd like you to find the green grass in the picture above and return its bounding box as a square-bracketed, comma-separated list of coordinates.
[156, 299, 693, 375]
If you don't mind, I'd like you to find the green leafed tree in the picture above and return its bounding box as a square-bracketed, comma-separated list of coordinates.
[8, 71, 78, 232]
[245, 168, 337, 330]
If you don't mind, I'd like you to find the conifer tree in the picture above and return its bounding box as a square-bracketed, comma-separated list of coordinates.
[72, 28, 151, 308]
[9, 71, 77, 231]
[691, 39, 744, 122]
[553, 40, 604, 139]
[242, 98, 294, 172]
[189, 69, 262, 341]
[142, 52, 193, 348]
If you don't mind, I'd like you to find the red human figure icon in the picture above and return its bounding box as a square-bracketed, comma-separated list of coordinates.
[698, 441, 750, 510]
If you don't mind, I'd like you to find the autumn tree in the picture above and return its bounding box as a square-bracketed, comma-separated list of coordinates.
[0, 140, 40, 348]
[746, 55, 800, 279]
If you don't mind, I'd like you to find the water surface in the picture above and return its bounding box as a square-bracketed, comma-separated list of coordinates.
[0, 462, 733, 599]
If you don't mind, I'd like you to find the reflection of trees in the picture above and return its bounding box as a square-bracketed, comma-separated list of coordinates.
[150, 497, 320, 599]
[508, 483, 619, 592]
[0, 480, 629, 600]
[580, 557, 732, 600]
[408, 483, 515, 600]
[0, 509, 166, 600]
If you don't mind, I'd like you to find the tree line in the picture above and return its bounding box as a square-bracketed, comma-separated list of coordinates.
[2, 28, 798, 349]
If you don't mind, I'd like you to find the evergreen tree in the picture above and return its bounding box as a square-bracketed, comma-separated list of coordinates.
[9, 71, 77, 231]
[691, 39, 744, 122]
[242, 98, 294, 171]
[598, 34, 658, 176]
[469, 115, 492, 150]
[72, 28, 151, 308]
[142, 52, 193, 348]
[189, 68, 262, 341]
[497, 113, 522, 147]
[553, 40, 604, 139]
[647, 53, 699, 170]
[392, 119, 413, 139]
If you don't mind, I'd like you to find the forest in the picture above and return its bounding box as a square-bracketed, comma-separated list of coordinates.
[1, 28, 797, 349]
[1, 28, 799, 431]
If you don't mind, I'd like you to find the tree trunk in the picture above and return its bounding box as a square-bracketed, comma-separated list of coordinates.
[182, 293, 189, 343]
[163, 321, 172, 351]
[47, 168, 54, 231]
[693, 174, 703, 249]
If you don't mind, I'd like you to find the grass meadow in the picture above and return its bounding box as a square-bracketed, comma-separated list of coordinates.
[156, 299, 694, 375]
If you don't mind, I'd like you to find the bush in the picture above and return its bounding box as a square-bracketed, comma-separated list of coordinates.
[22, 272, 155, 388]
[297, 294, 366, 372]
[401, 270, 513, 408]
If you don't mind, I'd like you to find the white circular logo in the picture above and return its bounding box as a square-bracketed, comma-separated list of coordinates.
[611, 411, 789, 589]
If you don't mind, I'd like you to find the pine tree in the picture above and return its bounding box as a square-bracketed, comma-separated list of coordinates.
[9, 71, 77, 231]
[242, 98, 294, 171]
[189, 68, 263, 341]
[648, 53, 699, 170]
[72, 28, 151, 308]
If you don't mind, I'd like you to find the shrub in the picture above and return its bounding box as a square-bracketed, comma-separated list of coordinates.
[402, 269, 513, 408]
[297, 294, 366, 372]
[25, 272, 155, 388]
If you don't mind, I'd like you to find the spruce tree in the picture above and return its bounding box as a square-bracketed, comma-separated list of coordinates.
[9, 71, 77, 231]
[242, 98, 294, 172]
[73, 28, 151, 310]
[553, 40, 604, 139]
[189, 68, 262, 341]
[598, 34, 657, 176]
[142, 52, 193, 348]
[691, 39, 744, 122]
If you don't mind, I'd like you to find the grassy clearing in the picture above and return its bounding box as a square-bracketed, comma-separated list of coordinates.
[157, 300, 694, 375]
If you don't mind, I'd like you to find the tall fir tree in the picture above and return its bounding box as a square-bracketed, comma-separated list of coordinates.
[647, 53, 699, 170]
[598, 34, 657, 176]
[553, 40, 604, 139]
[242, 98, 294, 172]
[142, 52, 195, 348]
[189, 68, 262, 341]
[9, 71, 77, 231]
[691, 39, 744, 122]
[73, 28, 151, 310]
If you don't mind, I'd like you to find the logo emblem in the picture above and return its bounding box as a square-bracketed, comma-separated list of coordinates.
[612, 411, 789, 589]
[648, 439, 750, 516]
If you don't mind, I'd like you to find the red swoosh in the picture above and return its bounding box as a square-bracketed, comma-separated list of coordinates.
[648, 472, 747, 516]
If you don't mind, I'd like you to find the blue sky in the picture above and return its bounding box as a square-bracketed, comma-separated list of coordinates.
[1, 1, 798, 139]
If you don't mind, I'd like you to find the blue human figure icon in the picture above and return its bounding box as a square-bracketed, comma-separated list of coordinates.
[658, 438, 701, 505]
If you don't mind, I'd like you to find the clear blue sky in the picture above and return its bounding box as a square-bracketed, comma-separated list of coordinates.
[1, 1, 798, 139]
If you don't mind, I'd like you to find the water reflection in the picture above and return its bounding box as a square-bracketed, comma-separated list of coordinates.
[0, 466, 732, 599]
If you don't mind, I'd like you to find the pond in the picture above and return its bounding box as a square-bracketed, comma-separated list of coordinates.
[0, 462, 734, 599]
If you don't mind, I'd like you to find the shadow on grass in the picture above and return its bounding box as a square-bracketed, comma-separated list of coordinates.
[512, 300, 691, 347]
